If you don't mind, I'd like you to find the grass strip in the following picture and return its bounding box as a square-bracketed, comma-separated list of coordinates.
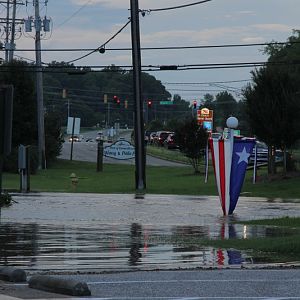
[239, 216, 300, 227]
[199, 235, 300, 258]
[2, 159, 300, 198]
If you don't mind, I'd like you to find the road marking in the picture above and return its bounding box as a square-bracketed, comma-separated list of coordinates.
[31, 297, 300, 300]
[87, 279, 300, 285]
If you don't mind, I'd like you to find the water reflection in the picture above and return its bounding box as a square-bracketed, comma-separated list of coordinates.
[0, 221, 298, 274]
[128, 223, 142, 266]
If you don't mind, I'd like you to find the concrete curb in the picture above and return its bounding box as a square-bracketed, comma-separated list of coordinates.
[28, 275, 91, 296]
[0, 267, 27, 282]
[0, 296, 23, 300]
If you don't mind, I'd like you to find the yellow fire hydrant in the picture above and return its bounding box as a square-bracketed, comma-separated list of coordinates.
[70, 173, 79, 189]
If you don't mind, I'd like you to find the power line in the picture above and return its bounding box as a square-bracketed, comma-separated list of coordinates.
[163, 79, 250, 85]
[2, 59, 299, 73]
[64, 19, 131, 64]
[142, 0, 212, 12]
[56, 0, 92, 28]
[9, 40, 299, 52]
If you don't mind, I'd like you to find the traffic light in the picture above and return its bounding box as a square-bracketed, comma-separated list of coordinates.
[113, 95, 120, 106]
[193, 100, 197, 109]
[124, 100, 128, 109]
[147, 100, 152, 108]
[62, 88, 67, 99]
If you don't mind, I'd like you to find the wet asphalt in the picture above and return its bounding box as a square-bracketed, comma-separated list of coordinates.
[0, 193, 300, 299]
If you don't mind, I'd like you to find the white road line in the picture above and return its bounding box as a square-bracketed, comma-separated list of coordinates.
[86, 279, 300, 285]
[36, 297, 300, 300]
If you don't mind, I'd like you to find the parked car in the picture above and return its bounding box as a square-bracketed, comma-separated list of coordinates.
[163, 133, 178, 149]
[249, 141, 283, 164]
[149, 132, 157, 144]
[154, 131, 174, 146]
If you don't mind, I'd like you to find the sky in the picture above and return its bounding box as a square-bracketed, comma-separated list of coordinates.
[1, 0, 300, 102]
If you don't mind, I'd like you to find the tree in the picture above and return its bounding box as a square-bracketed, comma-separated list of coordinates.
[214, 91, 238, 128]
[175, 118, 208, 174]
[0, 60, 64, 172]
[243, 67, 300, 174]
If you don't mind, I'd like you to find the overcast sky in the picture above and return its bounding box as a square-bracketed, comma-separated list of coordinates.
[3, 0, 300, 102]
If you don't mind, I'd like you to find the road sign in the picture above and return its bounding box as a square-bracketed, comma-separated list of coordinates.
[67, 117, 81, 135]
[160, 101, 173, 105]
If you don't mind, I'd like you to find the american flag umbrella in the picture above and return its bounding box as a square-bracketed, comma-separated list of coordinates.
[209, 135, 256, 215]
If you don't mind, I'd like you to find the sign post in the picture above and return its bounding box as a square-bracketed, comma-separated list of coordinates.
[67, 117, 81, 161]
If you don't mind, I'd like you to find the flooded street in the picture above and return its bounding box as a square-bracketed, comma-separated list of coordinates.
[1, 193, 300, 275]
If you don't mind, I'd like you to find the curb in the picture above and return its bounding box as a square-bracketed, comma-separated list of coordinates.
[0, 296, 23, 300]
[28, 275, 91, 296]
[0, 267, 27, 282]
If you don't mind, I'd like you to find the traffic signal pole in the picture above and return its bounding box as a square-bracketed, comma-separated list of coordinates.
[130, 0, 146, 191]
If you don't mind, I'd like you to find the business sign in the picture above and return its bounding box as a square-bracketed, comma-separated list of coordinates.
[104, 140, 135, 160]
[197, 108, 213, 131]
[197, 108, 213, 122]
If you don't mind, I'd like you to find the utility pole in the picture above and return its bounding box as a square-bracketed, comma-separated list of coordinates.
[130, 0, 146, 191]
[5, 0, 10, 62]
[0, 0, 24, 62]
[8, 0, 16, 62]
[34, 0, 46, 169]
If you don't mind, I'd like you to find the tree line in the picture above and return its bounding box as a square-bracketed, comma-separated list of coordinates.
[1, 31, 300, 175]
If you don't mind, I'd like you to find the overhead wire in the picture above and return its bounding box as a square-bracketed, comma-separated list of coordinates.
[64, 19, 131, 64]
[143, 0, 212, 12]
[9, 40, 298, 52]
[162, 79, 250, 85]
[56, 0, 93, 28]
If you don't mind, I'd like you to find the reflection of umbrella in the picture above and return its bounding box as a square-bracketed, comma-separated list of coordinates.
[219, 219, 244, 265]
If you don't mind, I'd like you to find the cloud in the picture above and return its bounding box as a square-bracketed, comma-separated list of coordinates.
[70, 0, 181, 9]
[252, 23, 291, 32]
[241, 37, 265, 43]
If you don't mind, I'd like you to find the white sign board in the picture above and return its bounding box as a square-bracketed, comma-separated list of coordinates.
[67, 117, 81, 135]
[104, 140, 135, 160]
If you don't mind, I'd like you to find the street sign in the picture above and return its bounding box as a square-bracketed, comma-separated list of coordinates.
[160, 101, 173, 105]
[67, 117, 81, 135]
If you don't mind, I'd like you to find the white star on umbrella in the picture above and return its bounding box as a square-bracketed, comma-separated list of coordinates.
[236, 147, 251, 164]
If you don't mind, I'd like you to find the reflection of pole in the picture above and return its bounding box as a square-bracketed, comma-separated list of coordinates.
[130, 0, 146, 190]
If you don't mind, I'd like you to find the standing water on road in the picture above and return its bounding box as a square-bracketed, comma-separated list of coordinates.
[1, 193, 300, 274]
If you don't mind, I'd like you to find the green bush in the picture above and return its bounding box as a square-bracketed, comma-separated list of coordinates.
[0, 192, 12, 207]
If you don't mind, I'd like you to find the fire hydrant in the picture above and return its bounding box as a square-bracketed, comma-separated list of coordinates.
[70, 173, 78, 189]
